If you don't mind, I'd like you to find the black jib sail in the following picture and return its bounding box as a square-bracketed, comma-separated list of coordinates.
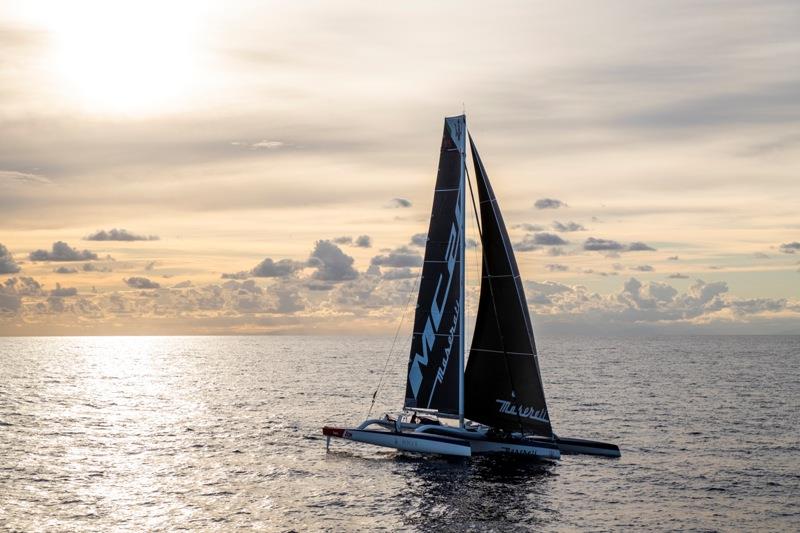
[464, 134, 552, 436]
[404, 115, 465, 415]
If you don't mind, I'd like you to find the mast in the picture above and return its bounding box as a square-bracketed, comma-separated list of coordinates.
[458, 116, 466, 429]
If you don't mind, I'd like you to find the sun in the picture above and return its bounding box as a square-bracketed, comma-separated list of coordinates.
[39, 1, 205, 115]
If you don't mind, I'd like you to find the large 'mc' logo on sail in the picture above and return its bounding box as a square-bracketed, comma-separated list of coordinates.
[408, 187, 462, 406]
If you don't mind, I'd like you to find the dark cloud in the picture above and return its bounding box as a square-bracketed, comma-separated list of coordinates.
[221, 271, 250, 280]
[29, 241, 98, 262]
[82, 263, 111, 272]
[631, 265, 655, 272]
[533, 232, 567, 246]
[410, 233, 427, 247]
[667, 255, 679, 261]
[124, 277, 160, 289]
[50, 284, 77, 297]
[332, 236, 353, 245]
[54, 266, 78, 274]
[251, 258, 307, 278]
[779, 241, 800, 254]
[513, 235, 540, 252]
[534, 198, 566, 209]
[545, 264, 569, 272]
[583, 237, 624, 251]
[388, 197, 412, 208]
[547, 247, 567, 257]
[551, 221, 585, 232]
[0, 243, 21, 274]
[514, 223, 545, 232]
[310, 240, 359, 281]
[172, 280, 193, 288]
[307, 281, 334, 291]
[371, 246, 423, 268]
[628, 241, 656, 251]
[354, 235, 372, 248]
[0, 277, 43, 312]
[85, 228, 159, 241]
[466, 238, 478, 249]
[668, 273, 689, 279]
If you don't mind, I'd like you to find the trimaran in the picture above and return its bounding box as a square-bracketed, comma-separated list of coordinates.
[323, 115, 620, 458]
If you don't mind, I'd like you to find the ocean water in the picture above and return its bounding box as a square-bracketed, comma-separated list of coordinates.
[0, 335, 797, 532]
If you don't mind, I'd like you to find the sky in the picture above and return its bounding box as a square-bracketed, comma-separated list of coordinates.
[1, 0, 799, 335]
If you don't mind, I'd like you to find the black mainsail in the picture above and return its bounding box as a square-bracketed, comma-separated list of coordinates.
[464, 134, 552, 436]
[404, 115, 466, 416]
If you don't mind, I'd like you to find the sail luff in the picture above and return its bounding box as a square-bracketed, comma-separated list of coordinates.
[458, 118, 466, 428]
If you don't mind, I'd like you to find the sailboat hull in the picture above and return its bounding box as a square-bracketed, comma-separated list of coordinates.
[323, 426, 472, 457]
[555, 436, 621, 457]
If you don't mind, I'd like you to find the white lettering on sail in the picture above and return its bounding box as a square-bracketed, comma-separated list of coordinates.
[408, 180, 462, 401]
[495, 399, 549, 423]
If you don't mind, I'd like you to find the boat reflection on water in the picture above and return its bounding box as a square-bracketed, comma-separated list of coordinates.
[397, 454, 557, 529]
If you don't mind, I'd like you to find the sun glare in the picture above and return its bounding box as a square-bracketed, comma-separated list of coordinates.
[38, 2, 204, 115]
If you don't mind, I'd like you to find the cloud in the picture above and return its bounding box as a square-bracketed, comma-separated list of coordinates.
[354, 235, 372, 248]
[377, 267, 415, 280]
[667, 256, 679, 261]
[514, 223, 545, 232]
[54, 266, 78, 274]
[221, 271, 250, 280]
[583, 237, 656, 252]
[371, 245, 423, 268]
[583, 237, 624, 251]
[466, 238, 478, 249]
[231, 140, 285, 149]
[410, 233, 427, 247]
[514, 232, 568, 252]
[310, 240, 359, 281]
[668, 273, 689, 279]
[552, 221, 585, 232]
[0, 244, 21, 274]
[0, 170, 52, 185]
[628, 241, 656, 251]
[82, 263, 111, 272]
[513, 236, 539, 252]
[387, 197, 412, 208]
[29, 241, 98, 261]
[85, 229, 159, 241]
[172, 280, 193, 288]
[534, 198, 566, 209]
[332, 236, 353, 245]
[124, 277, 161, 289]
[753, 252, 770, 259]
[545, 264, 569, 272]
[251, 258, 307, 278]
[50, 283, 78, 297]
[779, 241, 800, 254]
[0, 277, 44, 312]
[631, 265, 655, 272]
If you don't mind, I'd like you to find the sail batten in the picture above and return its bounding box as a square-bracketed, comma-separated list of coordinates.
[464, 134, 552, 436]
[404, 115, 466, 415]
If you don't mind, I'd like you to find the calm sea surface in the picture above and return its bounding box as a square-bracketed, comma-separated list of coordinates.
[0, 335, 798, 532]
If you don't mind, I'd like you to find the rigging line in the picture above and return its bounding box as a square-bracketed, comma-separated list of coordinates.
[366, 267, 421, 419]
[465, 163, 526, 436]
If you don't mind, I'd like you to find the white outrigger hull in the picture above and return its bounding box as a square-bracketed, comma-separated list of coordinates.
[323, 419, 562, 459]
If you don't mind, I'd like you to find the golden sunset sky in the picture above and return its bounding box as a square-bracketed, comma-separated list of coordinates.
[1, 1, 798, 335]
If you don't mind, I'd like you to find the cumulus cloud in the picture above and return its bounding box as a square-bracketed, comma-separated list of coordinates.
[552, 221, 585, 232]
[371, 246, 423, 268]
[354, 235, 372, 248]
[628, 241, 656, 251]
[668, 273, 689, 279]
[124, 277, 160, 289]
[29, 241, 98, 262]
[333, 236, 352, 245]
[82, 263, 111, 272]
[252, 258, 307, 278]
[85, 229, 158, 241]
[779, 241, 800, 254]
[515, 232, 568, 252]
[0, 244, 21, 274]
[410, 233, 428, 247]
[388, 197, 412, 208]
[534, 198, 566, 209]
[310, 240, 359, 281]
[631, 265, 655, 272]
[545, 264, 569, 272]
[54, 266, 78, 274]
[583, 237, 624, 251]
[221, 271, 250, 280]
[382, 267, 417, 280]
[50, 283, 77, 297]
